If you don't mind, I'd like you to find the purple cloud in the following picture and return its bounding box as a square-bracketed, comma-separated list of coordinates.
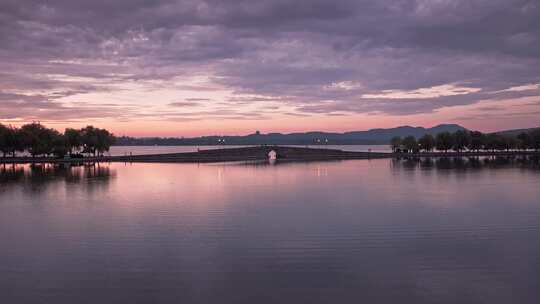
[0, 0, 539, 124]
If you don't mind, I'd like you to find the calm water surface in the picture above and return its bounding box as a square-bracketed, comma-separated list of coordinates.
[1, 157, 539, 303]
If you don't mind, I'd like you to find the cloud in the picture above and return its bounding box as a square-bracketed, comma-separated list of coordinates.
[0, 0, 539, 125]
[0, 96, 131, 122]
[499, 83, 540, 92]
[361, 84, 482, 99]
[169, 101, 200, 107]
[185, 98, 211, 101]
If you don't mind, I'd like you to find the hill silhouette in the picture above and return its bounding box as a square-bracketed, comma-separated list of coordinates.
[115, 124, 467, 146]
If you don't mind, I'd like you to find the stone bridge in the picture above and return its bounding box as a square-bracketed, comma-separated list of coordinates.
[2, 146, 538, 164]
[114, 146, 389, 163]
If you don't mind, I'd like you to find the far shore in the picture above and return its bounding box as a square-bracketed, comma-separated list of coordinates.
[1, 146, 539, 165]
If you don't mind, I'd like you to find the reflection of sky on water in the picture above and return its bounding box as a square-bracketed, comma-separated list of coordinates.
[1, 157, 539, 304]
[1, 163, 115, 190]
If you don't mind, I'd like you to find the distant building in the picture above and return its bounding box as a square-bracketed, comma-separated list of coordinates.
[255, 130, 261, 135]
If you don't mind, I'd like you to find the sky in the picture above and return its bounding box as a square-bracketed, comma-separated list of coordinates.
[1, 0, 540, 137]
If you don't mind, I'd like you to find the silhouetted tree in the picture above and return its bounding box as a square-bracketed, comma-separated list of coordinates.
[418, 134, 435, 152]
[484, 134, 498, 151]
[95, 128, 115, 156]
[0, 124, 10, 157]
[531, 129, 540, 151]
[517, 132, 532, 150]
[10, 127, 24, 157]
[402, 136, 418, 153]
[436, 132, 453, 152]
[19, 123, 59, 157]
[0, 123, 115, 158]
[81, 126, 115, 156]
[51, 133, 68, 157]
[502, 136, 518, 151]
[64, 128, 83, 155]
[484, 134, 508, 151]
[452, 130, 470, 152]
[495, 136, 508, 151]
[81, 126, 99, 156]
[468, 131, 485, 152]
[390, 136, 402, 152]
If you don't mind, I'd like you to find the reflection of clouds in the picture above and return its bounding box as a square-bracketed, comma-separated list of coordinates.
[389, 156, 540, 210]
[1, 160, 540, 303]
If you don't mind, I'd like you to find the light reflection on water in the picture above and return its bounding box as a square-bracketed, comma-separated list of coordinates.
[0, 157, 539, 304]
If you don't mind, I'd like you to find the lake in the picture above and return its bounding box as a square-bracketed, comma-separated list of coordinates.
[1, 157, 539, 303]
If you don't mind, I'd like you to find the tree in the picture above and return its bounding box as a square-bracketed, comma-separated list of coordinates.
[7, 127, 23, 157]
[64, 128, 82, 155]
[502, 136, 518, 151]
[390, 136, 402, 152]
[0, 123, 10, 157]
[452, 130, 470, 152]
[1, 123, 115, 158]
[484, 134, 506, 151]
[436, 132, 453, 152]
[468, 131, 485, 152]
[418, 134, 435, 152]
[530, 129, 540, 151]
[402, 136, 418, 153]
[81, 126, 99, 156]
[19, 123, 58, 157]
[517, 132, 532, 150]
[95, 128, 115, 156]
[81, 126, 115, 156]
[51, 133, 68, 158]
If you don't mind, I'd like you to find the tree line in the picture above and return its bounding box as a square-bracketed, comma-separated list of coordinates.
[390, 129, 540, 153]
[0, 123, 115, 158]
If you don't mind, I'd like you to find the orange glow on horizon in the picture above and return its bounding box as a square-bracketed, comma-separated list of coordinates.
[2, 95, 539, 137]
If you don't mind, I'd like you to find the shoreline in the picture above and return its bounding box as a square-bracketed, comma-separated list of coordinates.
[1, 146, 539, 164]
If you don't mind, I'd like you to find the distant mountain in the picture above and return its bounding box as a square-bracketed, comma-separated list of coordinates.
[493, 127, 540, 137]
[340, 124, 466, 142]
[115, 124, 467, 146]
